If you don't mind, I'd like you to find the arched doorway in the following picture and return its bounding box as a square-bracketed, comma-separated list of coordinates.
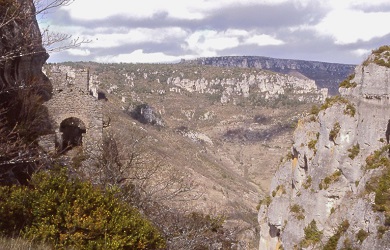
[60, 117, 86, 152]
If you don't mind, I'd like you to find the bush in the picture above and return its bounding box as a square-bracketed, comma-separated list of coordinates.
[300, 220, 322, 248]
[356, 229, 369, 243]
[323, 220, 349, 250]
[347, 143, 360, 160]
[339, 74, 357, 89]
[290, 204, 305, 220]
[329, 122, 341, 142]
[0, 167, 166, 249]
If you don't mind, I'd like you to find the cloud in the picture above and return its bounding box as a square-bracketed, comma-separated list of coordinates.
[41, 0, 390, 64]
[314, 9, 390, 44]
[95, 49, 183, 63]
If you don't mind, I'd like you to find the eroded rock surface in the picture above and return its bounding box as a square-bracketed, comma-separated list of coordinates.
[258, 47, 390, 249]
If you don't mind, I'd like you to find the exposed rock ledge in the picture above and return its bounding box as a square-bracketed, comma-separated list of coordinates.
[258, 47, 390, 250]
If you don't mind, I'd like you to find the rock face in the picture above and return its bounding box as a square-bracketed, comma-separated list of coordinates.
[258, 47, 390, 249]
[183, 56, 355, 95]
[166, 71, 328, 104]
[0, 0, 51, 99]
[130, 104, 164, 127]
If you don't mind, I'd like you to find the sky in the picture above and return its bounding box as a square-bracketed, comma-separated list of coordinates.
[39, 0, 390, 65]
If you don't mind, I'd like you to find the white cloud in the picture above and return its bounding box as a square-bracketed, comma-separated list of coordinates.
[315, 9, 390, 44]
[245, 34, 284, 46]
[184, 30, 240, 56]
[95, 49, 182, 63]
[67, 48, 91, 56]
[73, 27, 188, 49]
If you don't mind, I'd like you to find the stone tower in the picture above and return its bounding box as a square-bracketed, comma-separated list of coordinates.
[44, 65, 102, 159]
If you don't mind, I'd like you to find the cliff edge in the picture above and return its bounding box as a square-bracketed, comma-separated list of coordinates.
[258, 46, 390, 249]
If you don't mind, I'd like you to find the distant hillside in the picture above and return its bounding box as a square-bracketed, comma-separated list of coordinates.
[182, 56, 355, 95]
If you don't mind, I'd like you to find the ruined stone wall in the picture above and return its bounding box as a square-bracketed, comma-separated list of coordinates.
[44, 65, 102, 159]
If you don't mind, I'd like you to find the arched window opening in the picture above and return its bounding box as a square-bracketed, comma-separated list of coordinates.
[60, 117, 86, 152]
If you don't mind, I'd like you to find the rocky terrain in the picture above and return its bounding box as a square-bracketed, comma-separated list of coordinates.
[44, 61, 328, 247]
[183, 56, 355, 95]
[258, 46, 390, 249]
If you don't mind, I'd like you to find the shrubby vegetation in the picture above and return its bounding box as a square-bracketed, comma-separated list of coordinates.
[323, 220, 350, 250]
[339, 74, 357, 89]
[300, 220, 322, 248]
[0, 167, 166, 249]
[365, 144, 390, 235]
[364, 45, 390, 68]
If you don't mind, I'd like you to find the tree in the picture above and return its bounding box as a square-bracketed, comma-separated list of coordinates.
[88, 130, 239, 249]
[0, 0, 84, 184]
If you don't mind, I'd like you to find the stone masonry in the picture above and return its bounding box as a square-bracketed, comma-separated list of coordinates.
[44, 65, 103, 159]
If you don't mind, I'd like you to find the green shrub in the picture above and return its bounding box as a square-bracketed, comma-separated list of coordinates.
[356, 229, 369, 243]
[347, 143, 360, 160]
[323, 220, 350, 250]
[300, 220, 322, 248]
[320, 170, 342, 190]
[329, 122, 341, 142]
[0, 168, 166, 249]
[310, 105, 320, 115]
[320, 96, 356, 117]
[339, 74, 357, 88]
[308, 139, 318, 154]
[290, 204, 305, 220]
[302, 176, 312, 189]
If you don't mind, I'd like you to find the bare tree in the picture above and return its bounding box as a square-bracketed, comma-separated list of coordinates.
[0, 0, 89, 62]
[86, 130, 240, 249]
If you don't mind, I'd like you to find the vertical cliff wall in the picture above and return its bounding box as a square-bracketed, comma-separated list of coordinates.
[0, 0, 51, 99]
[258, 46, 390, 249]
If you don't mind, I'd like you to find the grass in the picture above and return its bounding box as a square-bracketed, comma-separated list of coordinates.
[0, 237, 52, 250]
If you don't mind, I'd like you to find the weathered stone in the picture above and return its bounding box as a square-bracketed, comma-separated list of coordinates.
[259, 49, 390, 249]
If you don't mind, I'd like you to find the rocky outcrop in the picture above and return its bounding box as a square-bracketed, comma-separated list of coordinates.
[167, 72, 328, 104]
[130, 104, 164, 127]
[258, 46, 390, 249]
[183, 56, 355, 95]
[0, 0, 51, 100]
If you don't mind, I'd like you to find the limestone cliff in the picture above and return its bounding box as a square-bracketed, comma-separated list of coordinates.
[0, 0, 51, 100]
[258, 46, 390, 249]
[182, 56, 355, 95]
[166, 71, 328, 105]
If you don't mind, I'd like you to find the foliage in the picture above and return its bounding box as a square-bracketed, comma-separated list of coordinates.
[272, 185, 286, 197]
[320, 96, 356, 117]
[356, 229, 369, 243]
[365, 144, 390, 169]
[308, 139, 318, 154]
[258, 195, 272, 209]
[290, 204, 305, 220]
[319, 170, 342, 190]
[371, 46, 390, 68]
[300, 220, 322, 248]
[0, 167, 166, 249]
[347, 143, 360, 160]
[310, 105, 320, 115]
[339, 74, 357, 89]
[323, 220, 350, 250]
[329, 122, 341, 142]
[302, 176, 312, 189]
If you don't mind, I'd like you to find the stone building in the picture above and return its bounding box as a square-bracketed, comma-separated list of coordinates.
[44, 65, 103, 159]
